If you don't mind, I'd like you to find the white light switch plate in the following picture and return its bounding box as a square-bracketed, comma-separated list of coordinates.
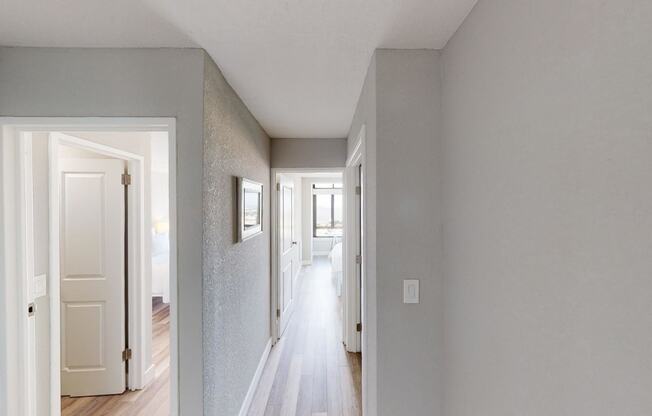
[403, 279, 419, 304]
[33, 274, 47, 298]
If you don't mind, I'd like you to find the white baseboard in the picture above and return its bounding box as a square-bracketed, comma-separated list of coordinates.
[239, 338, 272, 416]
[302, 260, 312, 265]
[142, 364, 155, 388]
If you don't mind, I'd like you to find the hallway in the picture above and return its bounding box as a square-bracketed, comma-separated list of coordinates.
[249, 256, 361, 416]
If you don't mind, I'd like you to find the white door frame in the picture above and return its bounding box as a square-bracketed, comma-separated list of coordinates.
[270, 167, 344, 344]
[344, 125, 367, 412]
[0, 117, 179, 416]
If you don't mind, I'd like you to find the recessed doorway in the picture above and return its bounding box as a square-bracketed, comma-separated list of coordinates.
[0, 118, 178, 416]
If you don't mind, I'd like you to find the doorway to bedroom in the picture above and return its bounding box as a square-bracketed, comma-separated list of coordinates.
[256, 169, 360, 415]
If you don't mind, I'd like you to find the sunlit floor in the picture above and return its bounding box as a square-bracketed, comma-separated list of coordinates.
[61, 298, 170, 416]
[248, 256, 362, 416]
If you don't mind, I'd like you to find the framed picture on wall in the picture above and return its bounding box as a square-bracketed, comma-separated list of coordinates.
[238, 177, 263, 241]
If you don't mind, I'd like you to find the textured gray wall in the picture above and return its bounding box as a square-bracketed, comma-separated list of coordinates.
[442, 1, 652, 415]
[0, 47, 206, 415]
[202, 54, 271, 416]
[271, 137, 347, 168]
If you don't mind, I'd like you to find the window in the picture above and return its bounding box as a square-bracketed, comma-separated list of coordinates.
[313, 184, 343, 237]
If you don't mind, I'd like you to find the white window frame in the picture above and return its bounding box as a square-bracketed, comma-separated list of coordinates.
[312, 186, 343, 238]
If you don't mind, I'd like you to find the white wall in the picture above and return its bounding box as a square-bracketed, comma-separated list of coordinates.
[301, 177, 313, 263]
[441, 1, 652, 415]
[150, 132, 169, 301]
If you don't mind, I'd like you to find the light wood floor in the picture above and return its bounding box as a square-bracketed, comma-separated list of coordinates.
[61, 297, 170, 416]
[248, 256, 362, 416]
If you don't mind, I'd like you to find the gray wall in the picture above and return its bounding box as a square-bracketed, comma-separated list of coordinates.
[202, 55, 271, 415]
[271, 137, 347, 168]
[347, 52, 377, 416]
[0, 47, 206, 415]
[347, 50, 444, 416]
[375, 50, 444, 416]
[441, 1, 652, 415]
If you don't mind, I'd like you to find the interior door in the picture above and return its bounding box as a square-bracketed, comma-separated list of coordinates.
[278, 175, 297, 337]
[355, 164, 363, 350]
[59, 158, 127, 397]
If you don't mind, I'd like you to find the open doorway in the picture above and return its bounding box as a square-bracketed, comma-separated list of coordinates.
[0, 118, 178, 416]
[248, 169, 360, 415]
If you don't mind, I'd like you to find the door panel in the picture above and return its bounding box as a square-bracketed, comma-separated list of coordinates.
[63, 302, 104, 369]
[62, 172, 105, 279]
[278, 175, 298, 337]
[60, 159, 126, 397]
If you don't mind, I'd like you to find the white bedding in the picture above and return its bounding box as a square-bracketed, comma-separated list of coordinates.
[329, 242, 343, 273]
[329, 242, 343, 296]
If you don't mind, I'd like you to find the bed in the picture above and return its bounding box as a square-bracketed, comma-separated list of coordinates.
[329, 241, 343, 296]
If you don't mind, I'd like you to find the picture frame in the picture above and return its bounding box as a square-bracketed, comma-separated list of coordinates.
[238, 177, 263, 241]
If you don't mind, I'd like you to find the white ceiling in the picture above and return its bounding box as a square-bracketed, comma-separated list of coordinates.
[0, 0, 477, 138]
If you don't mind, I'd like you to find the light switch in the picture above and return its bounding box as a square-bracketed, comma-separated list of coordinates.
[403, 279, 419, 304]
[33, 274, 47, 298]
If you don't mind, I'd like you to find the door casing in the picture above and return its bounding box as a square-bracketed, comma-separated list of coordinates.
[270, 167, 345, 344]
[0, 117, 179, 416]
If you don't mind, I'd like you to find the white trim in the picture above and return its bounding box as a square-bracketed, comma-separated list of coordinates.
[344, 125, 367, 413]
[47, 134, 61, 414]
[238, 338, 272, 416]
[0, 126, 20, 416]
[143, 364, 156, 387]
[270, 167, 345, 345]
[0, 117, 179, 416]
[19, 133, 37, 416]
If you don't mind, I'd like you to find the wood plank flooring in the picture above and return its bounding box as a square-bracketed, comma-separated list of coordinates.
[61, 297, 170, 416]
[249, 257, 362, 416]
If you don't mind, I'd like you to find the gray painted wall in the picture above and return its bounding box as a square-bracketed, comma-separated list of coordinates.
[347, 52, 377, 416]
[271, 138, 347, 168]
[0, 47, 202, 415]
[202, 55, 271, 415]
[441, 1, 652, 415]
[347, 50, 444, 416]
[375, 50, 443, 416]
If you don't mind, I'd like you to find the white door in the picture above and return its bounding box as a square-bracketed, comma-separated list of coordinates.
[355, 165, 363, 350]
[278, 175, 298, 336]
[59, 158, 127, 397]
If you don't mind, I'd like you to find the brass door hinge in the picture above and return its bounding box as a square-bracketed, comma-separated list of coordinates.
[356, 322, 362, 332]
[356, 254, 362, 264]
[121, 173, 132, 186]
[355, 185, 361, 195]
[276, 183, 281, 191]
[122, 348, 132, 362]
[276, 309, 280, 319]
